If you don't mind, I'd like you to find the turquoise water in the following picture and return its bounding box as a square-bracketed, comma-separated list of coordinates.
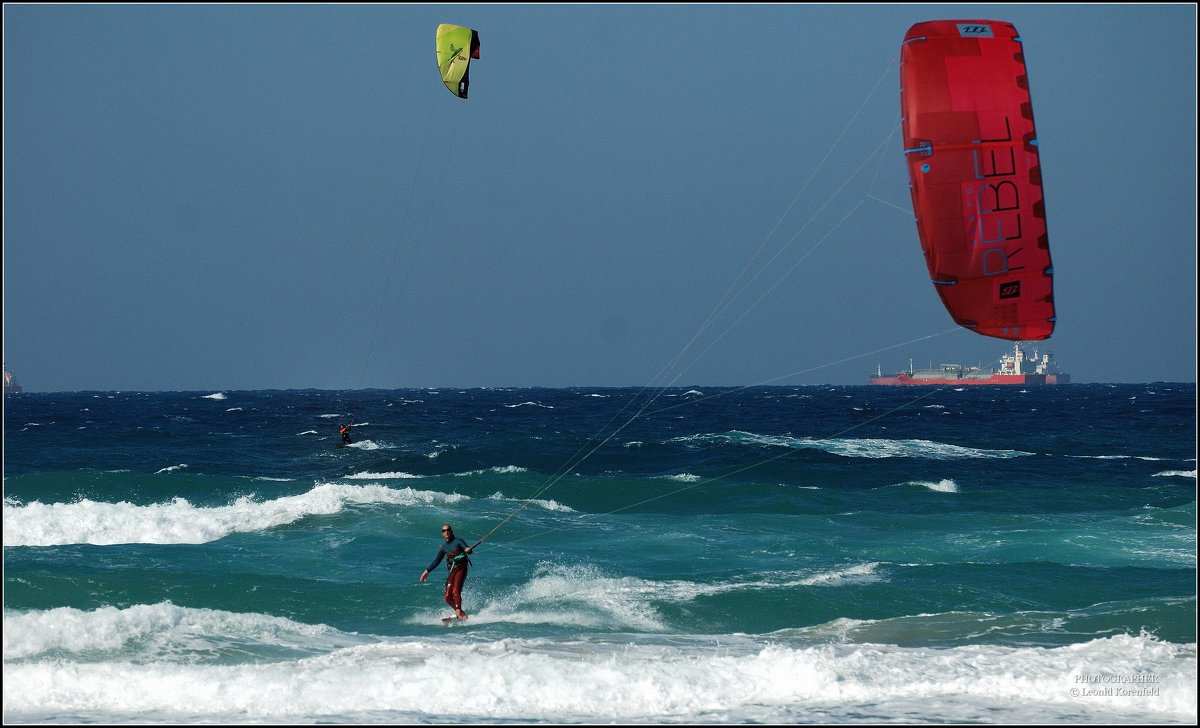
[3, 384, 1196, 723]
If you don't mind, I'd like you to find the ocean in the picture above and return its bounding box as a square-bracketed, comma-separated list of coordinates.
[3, 384, 1196, 724]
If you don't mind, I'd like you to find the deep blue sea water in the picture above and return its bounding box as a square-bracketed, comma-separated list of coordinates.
[3, 384, 1196, 723]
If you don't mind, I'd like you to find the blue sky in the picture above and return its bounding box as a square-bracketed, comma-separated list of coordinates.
[3, 3, 1196, 390]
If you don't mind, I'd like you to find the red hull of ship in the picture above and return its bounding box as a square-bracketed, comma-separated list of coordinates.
[869, 374, 1070, 386]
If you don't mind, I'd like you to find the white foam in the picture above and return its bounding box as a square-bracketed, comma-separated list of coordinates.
[460, 563, 884, 621]
[459, 562, 667, 630]
[658, 473, 701, 483]
[344, 466, 531, 481]
[3, 603, 367, 661]
[664, 563, 885, 599]
[1153, 470, 1196, 479]
[201, 393, 226, 400]
[3, 610, 1192, 724]
[1067, 454, 1169, 461]
[345, 470, 425, 480]
[672, 432, 1031, 460]
[454, 465, 529, 477]
[485, 492, 573, 512]
[2, 484, 470, 546]
[902, 479, 959, 493]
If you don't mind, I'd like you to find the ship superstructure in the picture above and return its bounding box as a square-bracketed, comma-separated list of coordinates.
[4, 363, 23, 394]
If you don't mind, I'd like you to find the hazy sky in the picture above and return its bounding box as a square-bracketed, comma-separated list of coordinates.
[4, 3, 1196, 391]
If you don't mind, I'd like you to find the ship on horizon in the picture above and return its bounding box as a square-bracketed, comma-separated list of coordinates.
[870, 342, 1070, 386]
[4, 363, 23, 394]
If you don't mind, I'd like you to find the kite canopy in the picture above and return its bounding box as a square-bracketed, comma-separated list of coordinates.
[436, 24, 480, 99]
[900, 20, 1055, 341]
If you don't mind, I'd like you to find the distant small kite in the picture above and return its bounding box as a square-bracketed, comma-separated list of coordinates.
[436, 24, 480, 99]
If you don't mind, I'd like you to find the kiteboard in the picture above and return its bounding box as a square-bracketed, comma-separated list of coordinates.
[441, 615, 466, 626]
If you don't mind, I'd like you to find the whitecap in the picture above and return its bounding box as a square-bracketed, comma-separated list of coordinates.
[345, 470, 424, 480]
[657, 473, 701, 483]
[671, 431, 1030, 459]
[454, 465, 529, 477]
[2, 615, 1193, 723]
[902, 479, 959, 493]
[485, 492, 573, 512]
[2, 484, 470, 547]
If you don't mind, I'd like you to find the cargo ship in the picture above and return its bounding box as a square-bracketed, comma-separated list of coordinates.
[4, 363, 23, 394]
[870, 342, 1070, 386]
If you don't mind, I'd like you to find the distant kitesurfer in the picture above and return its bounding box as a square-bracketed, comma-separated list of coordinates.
[420, 523, 473, 621]
[339, 422, 352, 445]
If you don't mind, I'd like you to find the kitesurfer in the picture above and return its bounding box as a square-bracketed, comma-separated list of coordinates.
[420, 523, 473, 621]
[339, 422, 352, 445]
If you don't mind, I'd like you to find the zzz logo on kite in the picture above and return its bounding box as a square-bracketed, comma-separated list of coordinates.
[998, 281, 1022, 300]
[956, 24, 994, 38]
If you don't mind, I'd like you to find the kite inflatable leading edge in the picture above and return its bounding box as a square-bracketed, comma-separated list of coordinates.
[900, 20, 1056, 341]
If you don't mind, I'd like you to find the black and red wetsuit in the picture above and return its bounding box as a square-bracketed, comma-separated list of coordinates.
[426, 537, 472, 610]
